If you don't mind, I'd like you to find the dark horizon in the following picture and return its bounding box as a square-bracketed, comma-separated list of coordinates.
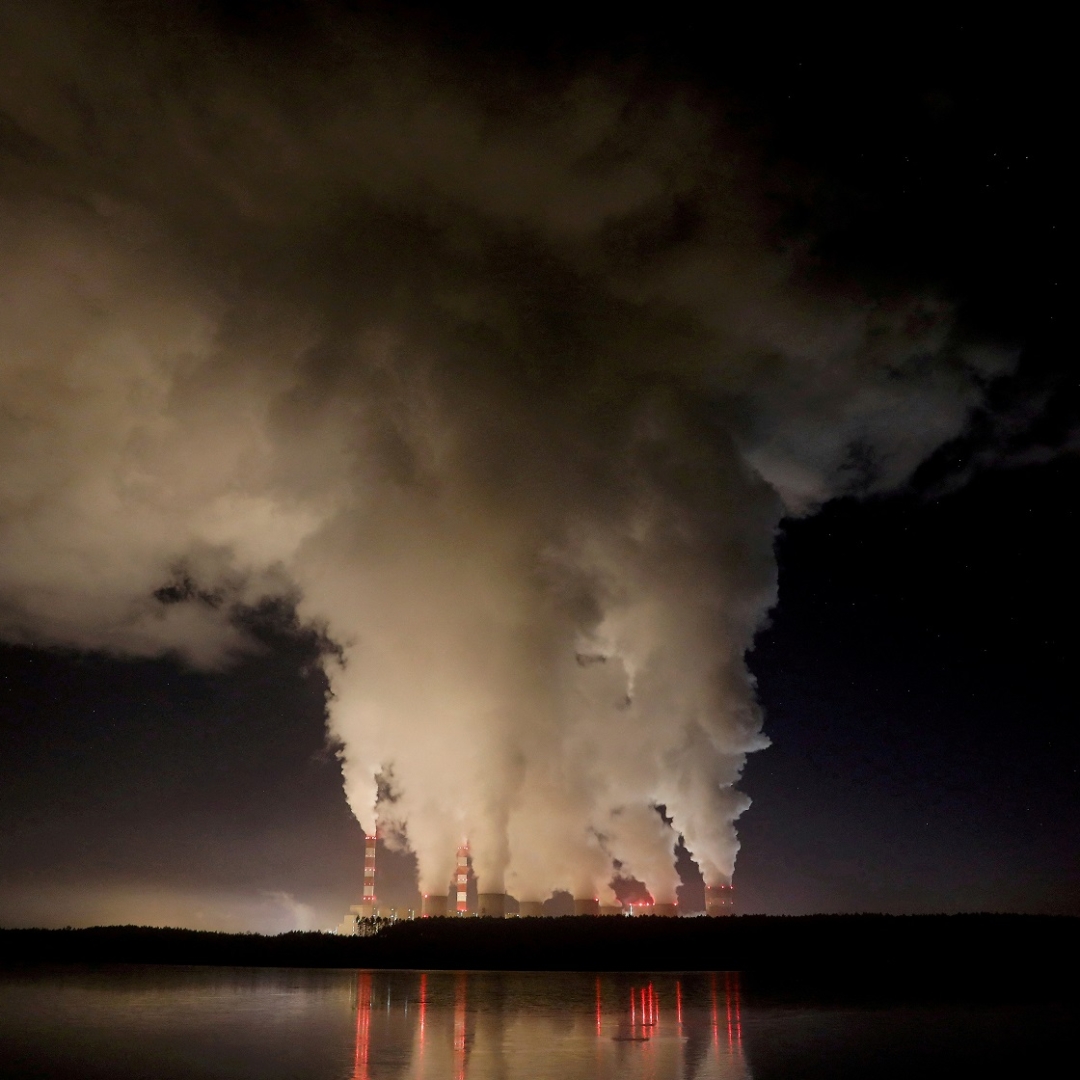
[4, 914, 1078, 1013]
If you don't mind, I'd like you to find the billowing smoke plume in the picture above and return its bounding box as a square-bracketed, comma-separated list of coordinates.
[0, 4, 1006, 905]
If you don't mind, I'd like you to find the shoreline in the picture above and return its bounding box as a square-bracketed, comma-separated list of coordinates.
[2, 914, 1075, 1004]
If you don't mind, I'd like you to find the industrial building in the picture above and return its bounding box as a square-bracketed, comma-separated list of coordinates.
[337, 838, 735, 933]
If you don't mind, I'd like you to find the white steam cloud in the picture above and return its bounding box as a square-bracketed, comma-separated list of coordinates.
[0, 4, 1006, 905]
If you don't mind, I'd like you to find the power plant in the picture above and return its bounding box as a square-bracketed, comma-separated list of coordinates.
[337, 831, 422, 934]
[338, 838, 736, 933]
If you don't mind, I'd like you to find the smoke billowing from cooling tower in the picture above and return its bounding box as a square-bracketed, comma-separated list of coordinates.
[0, 4, 1007, 904]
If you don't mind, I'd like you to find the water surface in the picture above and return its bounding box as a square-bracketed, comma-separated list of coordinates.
[0, 966, 1070, 1078]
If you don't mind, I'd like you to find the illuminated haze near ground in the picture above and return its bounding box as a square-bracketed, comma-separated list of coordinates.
[0, 4, 1006, 907]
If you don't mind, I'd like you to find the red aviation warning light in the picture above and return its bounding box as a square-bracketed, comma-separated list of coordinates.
[705, 883, 735, 916]
[455, 841, 469, 914]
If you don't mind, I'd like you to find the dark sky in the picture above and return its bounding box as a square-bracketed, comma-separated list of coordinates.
[0, 5, 1074, 928]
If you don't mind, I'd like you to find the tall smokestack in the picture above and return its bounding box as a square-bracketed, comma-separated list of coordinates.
[361, 832, 377, 918]
[454, 842, 470, 915]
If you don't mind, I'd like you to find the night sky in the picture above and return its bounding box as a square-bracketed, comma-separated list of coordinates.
[0, 5, 1074, 930]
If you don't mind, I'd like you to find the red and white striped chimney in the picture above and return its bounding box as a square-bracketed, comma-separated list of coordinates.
[362, 832, 377, 912]
[454, 842, 469, 915]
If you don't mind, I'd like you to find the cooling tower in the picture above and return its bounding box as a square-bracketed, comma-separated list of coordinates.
[705, 884, 735, 916]
[517, 900, 545, 917]
[573, 897, 600, 916]
[598, 905, 624, 917]
[422, 894, 448, 918]
[477, 892, 508, 918]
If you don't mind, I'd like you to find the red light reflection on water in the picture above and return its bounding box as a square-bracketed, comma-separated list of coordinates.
[708, 973, 743, 1051]
[346, 971, 752, 1080]
[711, 974, 719, 1048]
[643, 983, 657, 1073]
[352, 973, 372, 1080]
[726, 971, 733, 1046]
[349, 971, 746, 1080]
[416, 973, 427, 1078]
[729, 972, 743, 1050]
[712, 972, 742, 1054]
[626, 982, 659, 1040]
[453, 975, 467, 1080]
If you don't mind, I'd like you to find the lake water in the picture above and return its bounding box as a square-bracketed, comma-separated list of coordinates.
[0, 966, 1071, 1079]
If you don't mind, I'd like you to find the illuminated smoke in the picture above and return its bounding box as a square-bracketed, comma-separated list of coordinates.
[0, 3, 1007, 906]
